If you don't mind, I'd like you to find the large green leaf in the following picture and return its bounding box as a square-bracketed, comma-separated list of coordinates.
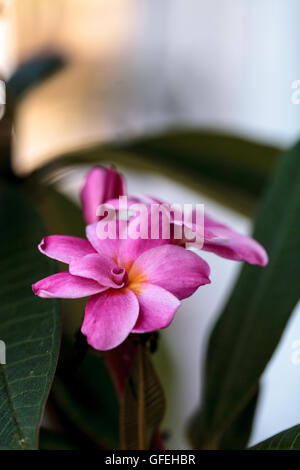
[119, 130, 280, 196]
[0, 113, 13, 179]
[188, 142, 300, 449]
[30, 131, 280, 215]
[51, 335, 119, 449]
[250, 425, 300, 450]
[39, 428, 79, 450]
[32, 184, 84, 237]
[216, 387, 259, 450]
[120, 343, 166, 450]
[0, 183, 60, 449]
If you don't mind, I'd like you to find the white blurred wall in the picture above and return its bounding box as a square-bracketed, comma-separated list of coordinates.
[0, 0, 299, 171]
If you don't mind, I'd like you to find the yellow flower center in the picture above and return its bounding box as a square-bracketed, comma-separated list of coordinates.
[128, 264, 148, 295]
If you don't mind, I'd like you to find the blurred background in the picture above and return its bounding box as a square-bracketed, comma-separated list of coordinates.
[1, 0, 300, 448]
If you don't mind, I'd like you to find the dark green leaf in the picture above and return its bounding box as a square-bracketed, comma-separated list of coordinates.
[7, 53, 64, 103]
[217, 387, 259, 449]
[188, 142, 300, 449]
[250, 425, 300, 450]
[0, 114, 13, 178]
[120, 343, 165, 450]
[52, 335, 119, 449]
[32, 184, 85, 238]
[121, 130, 280, 197]
[39, 428, 78, 450]
[0, 183, 60, 449]
[30, 130, 281, 215]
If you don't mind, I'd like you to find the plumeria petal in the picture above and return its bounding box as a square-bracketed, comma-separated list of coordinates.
[80, 166, 126, 224]
[32, 272, 105, 298]
[38, 235, 96, 264]
[177, 211, 268, 266]
[130, 245, 210, 300]
[69, 253, 127, 288]
[132, 283, 180, 333]
[118, 238, 169, 270]
[81, 288, 139, 350]
[203, 227, 268, 265]
[201, 215, 268, 266]
[86, 221, 121, 260]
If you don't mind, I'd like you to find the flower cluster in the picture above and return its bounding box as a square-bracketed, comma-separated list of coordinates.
[33, 166, 268, 350]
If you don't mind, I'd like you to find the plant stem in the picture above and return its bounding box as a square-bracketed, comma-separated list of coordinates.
[102, 334, 165, 450]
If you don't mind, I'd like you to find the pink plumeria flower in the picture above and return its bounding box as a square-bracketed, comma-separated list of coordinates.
[32, 218, 210, 350]
[33, 165, 268, 351]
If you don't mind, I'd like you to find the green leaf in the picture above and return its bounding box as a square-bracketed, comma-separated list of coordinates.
[216, 387, 259, 449]
[188, 142, 300, 449]
[7, 53, 64, 103]
[51, 335, 119, 449]
[0, 183, 60, 449]
[30, 130, 280, 215]
[39, 428, 79, 450]
[250, 425, 300, 450]
[0, 113, 13, 178]
[32, 184, 85, 238]
[120, 343, 166, 450]
[120, 130, 280, 196]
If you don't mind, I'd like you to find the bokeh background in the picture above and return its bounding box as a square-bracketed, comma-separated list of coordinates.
[1, 0, 300, 448]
